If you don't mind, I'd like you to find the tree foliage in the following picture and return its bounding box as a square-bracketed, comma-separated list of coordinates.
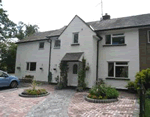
[0, 3, 16, 41]
[0, 42, 17, 73]
[16, 22, 39, 40]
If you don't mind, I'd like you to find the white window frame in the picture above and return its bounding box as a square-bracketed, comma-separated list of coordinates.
[105, 33, 125, 45]
[26, 62, 36, 71]
[147, 30, 150, 43]
[108, 62, 129, 78]
[39, 42, 44, 49]
[72, 32, 79, 44]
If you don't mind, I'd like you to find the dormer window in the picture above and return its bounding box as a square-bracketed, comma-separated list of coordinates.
[54, 40, 61, 48]
[105, 33, 125, 45]
[73, 33, 79, 43]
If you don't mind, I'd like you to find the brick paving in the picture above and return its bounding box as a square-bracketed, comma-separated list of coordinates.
[68, 91, 138, 117]
[0, 84, 54, 117]
[0, 84, 139, 117]
[26, 89, 75, 117]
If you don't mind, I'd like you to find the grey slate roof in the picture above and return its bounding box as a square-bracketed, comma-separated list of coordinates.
[16, 26, 66, 43]
[17, 13, 150, 43]
[61, 52, 84, 62]
[88, 13, 150, 31]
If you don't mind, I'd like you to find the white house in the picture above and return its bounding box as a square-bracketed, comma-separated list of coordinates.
[15, 13, 150, 89]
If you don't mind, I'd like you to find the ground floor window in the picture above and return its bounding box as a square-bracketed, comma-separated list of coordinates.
[26, 62, 36, 71]
[108, 62, 128, 78]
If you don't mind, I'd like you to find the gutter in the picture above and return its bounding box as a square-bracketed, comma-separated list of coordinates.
[96, 35, 102, 82]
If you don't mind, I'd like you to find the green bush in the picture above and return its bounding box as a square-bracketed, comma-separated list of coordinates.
[126, 81, 135, 88]
[89, 84, 119, 99]
[55, 82, 63, 90]
[106, 87, 119, 99]
[23, 88, 47, 95]
[126, 81, 136, 93]
[146, 89, 150, 98]
[135, 68, 150, 89]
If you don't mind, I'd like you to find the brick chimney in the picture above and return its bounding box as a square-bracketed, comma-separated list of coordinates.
[102, 13, 110, 20]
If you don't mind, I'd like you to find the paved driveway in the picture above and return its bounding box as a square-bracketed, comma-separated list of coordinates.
[0, 84, 54, 117]
[0, 84, 139, 117]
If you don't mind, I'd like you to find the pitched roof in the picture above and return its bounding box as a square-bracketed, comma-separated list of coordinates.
[17, 13, 150, 44]
[88, 13, 150, 31]
[16, 26, 66, 43]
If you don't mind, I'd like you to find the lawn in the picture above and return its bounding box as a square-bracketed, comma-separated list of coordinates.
[145, 99, 150, 117]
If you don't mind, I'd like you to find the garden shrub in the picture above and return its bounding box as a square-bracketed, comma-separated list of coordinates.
[135, 68, 150, 89]
[146, 89, 150, 99]
[89, 84, 119, 99]
[106, 87, 119, 99]
[126, 81, 136, 93]
[23, 88, 47, 95]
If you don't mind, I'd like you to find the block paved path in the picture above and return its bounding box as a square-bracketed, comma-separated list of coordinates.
[26, 89, 75, 117]
[68, 91, 139, 117]
[0, 84, 54, 117]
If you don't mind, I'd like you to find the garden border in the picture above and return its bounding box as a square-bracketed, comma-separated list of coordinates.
[85, 96, 118, 103]
[19, 92, 50, 98]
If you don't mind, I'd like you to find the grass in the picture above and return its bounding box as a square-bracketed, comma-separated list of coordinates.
[145, 99, 150, 117]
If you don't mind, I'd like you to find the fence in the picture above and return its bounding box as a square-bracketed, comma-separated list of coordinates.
[139, 79, 146, 117]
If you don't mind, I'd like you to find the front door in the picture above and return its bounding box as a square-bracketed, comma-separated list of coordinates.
[68, 62, 78, 86]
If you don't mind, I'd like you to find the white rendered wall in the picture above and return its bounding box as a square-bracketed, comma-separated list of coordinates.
[98, 28, 140, 88]
[50, 16, 97, 88]
[15, 40, 50, 81]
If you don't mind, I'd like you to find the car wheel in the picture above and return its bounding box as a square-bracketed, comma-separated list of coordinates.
[10, 81, 18, 88]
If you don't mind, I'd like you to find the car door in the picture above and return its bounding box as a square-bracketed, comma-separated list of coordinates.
[0, 71, 10, 87]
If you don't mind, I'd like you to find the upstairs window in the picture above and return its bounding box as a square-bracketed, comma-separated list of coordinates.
[26, 62, 36, 71]
[105, 33, 125, 45]
[73, 64, 78, 74]
[39, 42, 44, 49]
[73, 33, 79, 43]
[108, 62, 128, 78]
[54, 40, 61, 48]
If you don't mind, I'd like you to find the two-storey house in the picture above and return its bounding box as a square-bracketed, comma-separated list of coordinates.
[15, 13, 150, 89]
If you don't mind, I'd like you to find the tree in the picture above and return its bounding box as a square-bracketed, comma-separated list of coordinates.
[0, 41, 17, 73]
[0, 3, 17, 41]
[15, 21, 25, 40]
[16, 22, 39, 40]
[25, 24, 39, 37]
[5, 42, 17, 73]
[0, 42, 8, 71]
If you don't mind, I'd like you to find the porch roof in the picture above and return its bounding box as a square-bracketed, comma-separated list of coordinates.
[61, 52, 84, 62]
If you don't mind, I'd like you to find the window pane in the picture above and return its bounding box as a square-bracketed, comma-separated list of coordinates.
[74, 33, 78, 43]
[73, 64, 78, 74]
[112, 37, 124, 45]
[115, 66, 128, 77]
[55, 40, 60, 47]
[108, 62, 114, 77]
[39, 42, 44, 49]
[30, 62, 36, 71]
[105, 35, 111, 44]
[116, 62, 128, 65]
[26, 63, 29, 70]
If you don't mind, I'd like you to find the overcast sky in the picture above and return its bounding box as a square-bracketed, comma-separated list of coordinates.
[2, 0, 150, 32]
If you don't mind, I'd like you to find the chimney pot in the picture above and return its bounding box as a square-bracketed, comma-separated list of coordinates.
[102, 13, 110, 20]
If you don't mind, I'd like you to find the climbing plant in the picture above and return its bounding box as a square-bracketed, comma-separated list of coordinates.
[77, 57, 87, 91]
[56, 61, 69, 89]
